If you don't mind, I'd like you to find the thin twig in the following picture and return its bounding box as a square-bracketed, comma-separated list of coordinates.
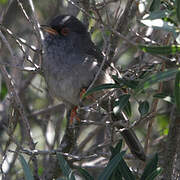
[9, 148, 98, 161]
[0, 30, 39, 178]
[0, 24, 38, 52]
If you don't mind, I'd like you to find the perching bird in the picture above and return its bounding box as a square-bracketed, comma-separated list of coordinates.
[41, 15, 146, 161]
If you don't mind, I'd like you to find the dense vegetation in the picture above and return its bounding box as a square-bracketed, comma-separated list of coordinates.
[0, 0, 179, 179]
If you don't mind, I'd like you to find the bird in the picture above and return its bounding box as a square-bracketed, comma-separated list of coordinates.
[41, 14, 146, 161]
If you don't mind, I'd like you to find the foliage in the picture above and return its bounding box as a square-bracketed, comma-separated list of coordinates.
[53, 140, 161, 179]
[19, 155, 34, 180]
[0, 0, 179, 179]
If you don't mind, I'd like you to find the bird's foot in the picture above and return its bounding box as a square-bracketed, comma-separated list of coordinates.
[80, 88, 95, 101]
[70, 106, 80, 124]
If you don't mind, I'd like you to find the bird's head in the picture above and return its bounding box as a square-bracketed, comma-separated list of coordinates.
[41, 15, 88, 38]
[41, 15, 103, 61]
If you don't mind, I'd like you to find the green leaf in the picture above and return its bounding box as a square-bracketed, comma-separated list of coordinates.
[111, 75, 139, 89]
[144, 10, 170, 20]
[112, 75, 122, 84]
[108, 141, 135, 180]
[135, 69, 179, 93]
[110, 140, 123, 160]
[174, 70, 180, 111]
[140, 153, 158, 180]
[117, 157, 135, 180]
[78, 168, 94, 180]
[153, 93, 175, 104]
[0, 81, 7, 100]
[114, 140, 123, 154]
[176, 0, 180, 22]
[113, 94, 131, 115]
[98, 152, 124, 180]
[113, 97, 132, 118]
[0, 0, 8, 4]
[111, 170, 122, 180]
[139, 45, 180, 55]
[123, 101, 132, 117]
[150, 0, 161, 11]
[157, 114, 169, 135]
[145, 167, 163, 180]
[139, 68, 155, 79]
[138, 101, 149, 116]
[83, 83, 122, 98]
[57, 153, 76, 180]
[122, 80, 139, 89]
[19, 154, 34, 180]
[114, 77, 139, 89]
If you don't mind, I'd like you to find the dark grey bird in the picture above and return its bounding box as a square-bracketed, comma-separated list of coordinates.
[41, 15, 146, 161]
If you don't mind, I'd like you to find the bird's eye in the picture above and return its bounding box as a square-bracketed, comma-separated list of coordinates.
[60, 27, 70, 36]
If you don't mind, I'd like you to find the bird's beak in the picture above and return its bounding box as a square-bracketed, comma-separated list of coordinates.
[40, 25, 58, 35]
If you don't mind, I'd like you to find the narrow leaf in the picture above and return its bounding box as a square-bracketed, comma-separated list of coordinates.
[150, 0, 160, 11]
[110, 140, 123, 160]
[112, 75, 139, 89]
[83, 83, 121, 98]
[145, 167, 163, 180]
[174, 70, 180, 111]
[136, 69, 178, 93]
[57, 153, 76, 180]
[122, 80, 139, 89]
[123, 101, 132, 117]
[111, 171, 122, 180]
[117, 157, 135, 180]
[176, 0, 180, 22]
[113, 94, 131, 112]
[144, 10, 170, 20]
[98, 152, 123, 180]
[19, 154, 34, 180]
[0, 81, 7, 100]
[153, 93, 175, 104]
[140, 153, 158, 180]
[138, 101, 149, 116]
[112, 75, 122, 84]
[78, 168, 94, 180]
[114, 140, 123, 154]
[139, 45, 180, 55]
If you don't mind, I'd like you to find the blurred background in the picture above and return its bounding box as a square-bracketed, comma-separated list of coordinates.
[0, 0, 179, 179]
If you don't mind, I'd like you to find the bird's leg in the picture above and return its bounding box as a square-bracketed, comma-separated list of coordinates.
[80, 88, 86, 99]
[80, 88, 96, 101]
[70, 89, 96, 124]
[70, 106, 80, 124]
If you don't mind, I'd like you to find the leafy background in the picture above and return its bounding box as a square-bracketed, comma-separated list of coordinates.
[0, 0, 179, 179]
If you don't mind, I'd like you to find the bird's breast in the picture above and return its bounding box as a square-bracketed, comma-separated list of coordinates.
[42, 45, 99, 105]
